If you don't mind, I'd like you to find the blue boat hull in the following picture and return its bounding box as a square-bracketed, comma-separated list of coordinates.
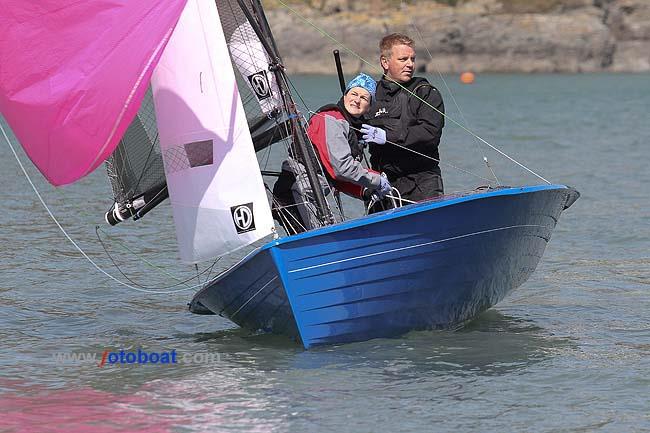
[191, 185, 578, 348]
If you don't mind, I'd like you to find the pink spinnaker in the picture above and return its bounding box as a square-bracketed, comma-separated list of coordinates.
[0, 0, 187, 186]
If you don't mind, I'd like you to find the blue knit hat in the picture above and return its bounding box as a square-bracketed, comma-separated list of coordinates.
[345, 73, 376, 101]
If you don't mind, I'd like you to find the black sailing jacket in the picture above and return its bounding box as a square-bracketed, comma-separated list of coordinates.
[367, 76, 444, 177]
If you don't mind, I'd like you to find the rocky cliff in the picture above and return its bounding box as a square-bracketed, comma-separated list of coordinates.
[263, 0, 650, 73]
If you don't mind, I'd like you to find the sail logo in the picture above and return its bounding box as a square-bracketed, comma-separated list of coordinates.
[231, 203, 256, 233]
[248, 71, 271, 100]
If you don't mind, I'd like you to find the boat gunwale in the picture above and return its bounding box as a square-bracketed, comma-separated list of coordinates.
[263, 184, 569, 249]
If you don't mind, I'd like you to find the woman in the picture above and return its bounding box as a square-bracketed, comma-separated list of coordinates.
[307, 73, 391, 199]
[271, 74, 391, 234]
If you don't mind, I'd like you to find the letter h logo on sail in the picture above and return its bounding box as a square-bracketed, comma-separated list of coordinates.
[231, 203, 256, 234]
[247, 71, 271, 100]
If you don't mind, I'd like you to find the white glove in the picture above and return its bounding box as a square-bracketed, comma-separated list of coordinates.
[360, 124, 387, 145]
[376, 175, 392, 198]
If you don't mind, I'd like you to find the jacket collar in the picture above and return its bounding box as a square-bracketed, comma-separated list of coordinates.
[380, 75, 421, 94]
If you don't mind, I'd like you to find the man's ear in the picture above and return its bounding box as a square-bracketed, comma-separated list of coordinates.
[380, 55, 389, 71]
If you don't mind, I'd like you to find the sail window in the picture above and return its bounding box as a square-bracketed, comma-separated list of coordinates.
[184, 140, 214, 168]
[163, 139, 214, 173]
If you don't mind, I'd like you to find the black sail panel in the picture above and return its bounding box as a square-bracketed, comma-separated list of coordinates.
[104, 89, 167, 224]
[214, 0, 290, 150]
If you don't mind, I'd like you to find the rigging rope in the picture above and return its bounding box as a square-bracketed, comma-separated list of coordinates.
[95, 226, 221, 289]
[410, 22, 500, 185]
[1, 121, 219, 295]
[275, 0, 551, 184]
[307, 110, 496, 184]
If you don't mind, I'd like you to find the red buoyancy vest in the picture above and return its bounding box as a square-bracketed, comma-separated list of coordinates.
[307, 108, 378, 199]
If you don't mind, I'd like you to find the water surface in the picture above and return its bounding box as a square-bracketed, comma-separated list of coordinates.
[1, 73, 649, 432]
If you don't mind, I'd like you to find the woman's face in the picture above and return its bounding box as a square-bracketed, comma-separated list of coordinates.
[343, 87, 371, 118]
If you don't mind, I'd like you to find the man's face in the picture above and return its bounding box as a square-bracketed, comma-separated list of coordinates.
[381, 44, 415, 83]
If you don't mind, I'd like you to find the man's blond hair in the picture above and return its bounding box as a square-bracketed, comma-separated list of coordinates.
[380, 33, 415, 59]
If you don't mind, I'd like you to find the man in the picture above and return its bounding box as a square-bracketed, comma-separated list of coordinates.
[361, 33, 445, 202]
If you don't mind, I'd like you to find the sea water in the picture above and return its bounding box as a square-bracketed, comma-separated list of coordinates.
[1, 73, 649, 432]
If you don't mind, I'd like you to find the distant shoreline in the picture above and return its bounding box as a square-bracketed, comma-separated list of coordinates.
[265, 0, 650, 74]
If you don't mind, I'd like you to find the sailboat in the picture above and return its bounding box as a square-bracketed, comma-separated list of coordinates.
[0, 0, 578, 349]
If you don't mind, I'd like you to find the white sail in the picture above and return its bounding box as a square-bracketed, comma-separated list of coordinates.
[151, 0, 274, 264]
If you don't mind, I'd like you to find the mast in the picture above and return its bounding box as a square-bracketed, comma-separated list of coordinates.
[237, 0, 334, 226]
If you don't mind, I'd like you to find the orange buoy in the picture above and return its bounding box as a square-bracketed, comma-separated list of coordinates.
[460, 71, 475, 84]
